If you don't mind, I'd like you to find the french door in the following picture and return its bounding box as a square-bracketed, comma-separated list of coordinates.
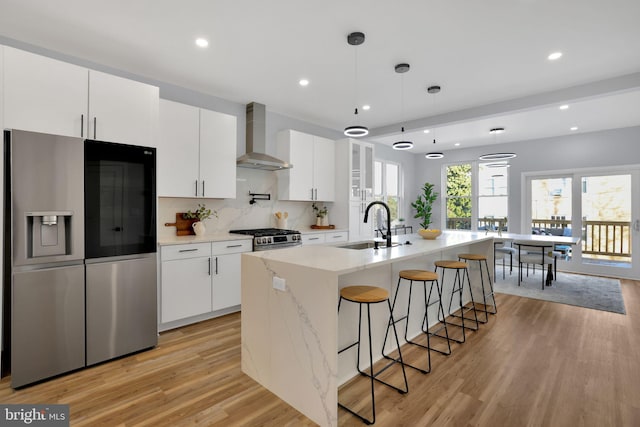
[525, 167, 640, 279]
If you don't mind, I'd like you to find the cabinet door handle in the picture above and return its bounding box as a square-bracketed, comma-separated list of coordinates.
[333, 235, 342, 239]
[195, 180, 198, 197]
[81, 114, 84, 137]
[215, 257, 219, 275]
[178, 248, 198, 253]
[208, 257, 211, 276]
[310, 188, 314, 200]
[93, 117, 97, 139]
[314, 188, 318, 200]
[226, 244, 243, 248]
[309, 237, 320, 241]
[202, 180, 205, 197]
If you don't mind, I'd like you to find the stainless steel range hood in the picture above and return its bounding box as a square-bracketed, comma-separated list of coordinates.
[237, 102, 292, 171]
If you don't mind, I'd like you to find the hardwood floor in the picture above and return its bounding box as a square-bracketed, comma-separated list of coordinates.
[1, 280, 639, 426]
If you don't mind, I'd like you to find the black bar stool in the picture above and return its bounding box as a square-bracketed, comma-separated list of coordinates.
[458, 253, 497, 322]
[338, 285, 408, 425]
[434, 260, 480, 344]
[382, 270, 451, 375]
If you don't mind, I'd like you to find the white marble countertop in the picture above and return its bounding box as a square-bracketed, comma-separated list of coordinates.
[245, 231, 493, 275]
[158, 233, 252, 246]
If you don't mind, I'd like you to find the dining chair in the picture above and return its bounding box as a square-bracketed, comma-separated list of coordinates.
[513, 241, 556, 289]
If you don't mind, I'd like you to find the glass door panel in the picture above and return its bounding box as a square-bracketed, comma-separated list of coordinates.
[581, 174, 631, 267]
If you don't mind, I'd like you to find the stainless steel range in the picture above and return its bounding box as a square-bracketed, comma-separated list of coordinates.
[230, 228, 302, 251]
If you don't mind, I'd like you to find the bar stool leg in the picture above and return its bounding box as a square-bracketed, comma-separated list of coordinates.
[423, 278, 451, 356]
[338, 293, 408, 425]
[443, 267, 479, 343]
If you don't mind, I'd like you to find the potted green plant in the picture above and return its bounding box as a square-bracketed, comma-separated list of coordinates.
[183, 204, 218, 236]
[411, 182, 441, 239]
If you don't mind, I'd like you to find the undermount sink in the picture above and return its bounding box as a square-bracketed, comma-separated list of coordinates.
[338, 241, 401, 250]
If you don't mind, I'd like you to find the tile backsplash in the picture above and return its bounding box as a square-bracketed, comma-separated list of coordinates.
[158, 168, 333, 239]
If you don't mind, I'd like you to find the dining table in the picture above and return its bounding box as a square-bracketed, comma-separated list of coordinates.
[493, 232, 581, 286]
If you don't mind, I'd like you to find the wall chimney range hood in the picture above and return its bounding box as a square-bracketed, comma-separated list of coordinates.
[237, 102, 292, 171]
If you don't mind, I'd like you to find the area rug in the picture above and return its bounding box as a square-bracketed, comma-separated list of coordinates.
[494, 270, 626, 314]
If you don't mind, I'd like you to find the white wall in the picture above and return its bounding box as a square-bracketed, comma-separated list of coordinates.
[414, 125, 640, 232]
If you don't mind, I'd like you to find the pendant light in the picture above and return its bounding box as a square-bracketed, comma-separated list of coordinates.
[479, 127, 516, 160]
[344, 32, 369, 137]
[425, 85, 442, 159]
[392, 63, 413, 150]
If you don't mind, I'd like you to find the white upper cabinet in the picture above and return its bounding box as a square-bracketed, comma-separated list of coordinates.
[158, 99, 237, 198]
[313, 136, 336, 201]
[277, 129, 335, 201]
[199, 108, 237, 199]
[88, 70, 159, 146]
[2, 46, 158, 146]
[3, 46, 88, 138]
[158, 100, 200, 197]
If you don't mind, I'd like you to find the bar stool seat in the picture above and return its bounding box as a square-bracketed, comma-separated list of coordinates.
[340, 285, 389, 303]
[399, 269, 438, 282]
[434, 260, 467, 269]
[338, 285, 408, 425]
[458, 253, 497, 322]
[433, 260, 480, 344]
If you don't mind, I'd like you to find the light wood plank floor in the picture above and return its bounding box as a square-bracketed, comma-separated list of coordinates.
[1, 279, 639, 426]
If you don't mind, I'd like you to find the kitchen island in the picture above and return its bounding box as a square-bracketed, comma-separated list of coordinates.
[241, 231, 494, 427]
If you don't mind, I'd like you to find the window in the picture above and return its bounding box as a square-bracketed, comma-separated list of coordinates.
[445, 162, 509, 231]
[478, 163, 509, 232]
[446, 163, 472, 229]
[374, 160, 402, 224]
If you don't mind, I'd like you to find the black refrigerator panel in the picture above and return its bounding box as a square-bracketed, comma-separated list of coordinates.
[84, 140, 156, 258]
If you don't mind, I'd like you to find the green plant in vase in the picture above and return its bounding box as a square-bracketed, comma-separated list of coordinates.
[412, 182, 441, 238]
[184, 204, 218, 236]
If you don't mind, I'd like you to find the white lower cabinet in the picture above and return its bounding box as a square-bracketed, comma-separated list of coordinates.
[301, 233, 325, 245]
[160, 239, 251, 328]
[161, 243, 212, 323]
[211, 241, 250, 311]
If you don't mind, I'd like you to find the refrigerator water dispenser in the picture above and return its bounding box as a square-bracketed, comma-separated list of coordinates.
[27, 211, 72, 258]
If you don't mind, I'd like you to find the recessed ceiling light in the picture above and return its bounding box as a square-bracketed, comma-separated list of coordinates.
[362, 105, 370, 111]
[299, 79, 309, 86]
[423, 129, 430, 134]
[548, 52, 563, 60]
[489, 127, 505, 134]
[559, 104, 570, 110]
[570, 126, 578, 131]
[425, 152, 444, 159]
[454, 143, 460, 147]
[195, 38, 209, 48]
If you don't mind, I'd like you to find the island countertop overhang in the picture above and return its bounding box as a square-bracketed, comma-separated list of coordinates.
[242, 231, 495, 275]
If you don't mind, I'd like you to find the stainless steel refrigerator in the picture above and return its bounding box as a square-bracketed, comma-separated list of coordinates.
[4, 130, 157, 388]
[5, 130, 86, 388]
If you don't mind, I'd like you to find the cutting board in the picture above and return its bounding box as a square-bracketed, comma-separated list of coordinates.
[164, 213, 198, 236]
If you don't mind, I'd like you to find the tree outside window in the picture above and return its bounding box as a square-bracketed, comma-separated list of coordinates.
[446, 164, 472, 229]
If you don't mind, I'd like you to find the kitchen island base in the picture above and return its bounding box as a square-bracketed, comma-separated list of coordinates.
[241, 232, 493, 426]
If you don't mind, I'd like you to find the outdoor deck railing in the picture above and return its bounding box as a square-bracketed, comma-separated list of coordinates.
[446, 217, 632, 258]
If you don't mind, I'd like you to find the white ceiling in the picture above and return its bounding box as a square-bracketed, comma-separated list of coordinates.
[1, 0, 639, 153]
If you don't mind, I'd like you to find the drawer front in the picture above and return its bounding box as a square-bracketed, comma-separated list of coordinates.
[325, 232, 348, 243]
[211, 239, 252, 255]
[302, 234, 325, 245]
[161, 243, 211, 261]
